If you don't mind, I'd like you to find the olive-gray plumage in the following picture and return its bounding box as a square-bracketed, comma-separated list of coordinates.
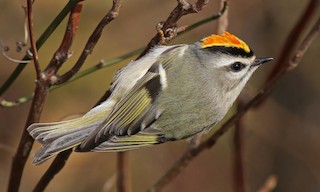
[27, 32, 272, 164]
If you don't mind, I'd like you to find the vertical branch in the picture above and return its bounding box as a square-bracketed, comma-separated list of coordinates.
[7, 3, 83, 192]
[233, 93, 250, 192]
[216, 0, 229, 34]
[117, 152, 132, 192]
[32, 5, 83, 192]
[33, 1, 123, 191]
[27, 0, 41, 76]
[8, 1, 46, 191]
[233, 116, 245, 192]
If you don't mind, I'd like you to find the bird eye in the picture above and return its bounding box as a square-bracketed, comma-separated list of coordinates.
[230, 62, 246, 72]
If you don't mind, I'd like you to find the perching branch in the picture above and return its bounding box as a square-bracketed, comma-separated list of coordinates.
[0, 2, 228, 108]
[138, 0, 209, 59]
[147, 15, 320, 192]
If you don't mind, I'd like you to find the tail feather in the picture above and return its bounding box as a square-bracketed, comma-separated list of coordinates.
[28, 110, 109, 165]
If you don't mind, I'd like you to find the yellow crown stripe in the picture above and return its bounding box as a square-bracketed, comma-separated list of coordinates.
[201, 32, 251, 53]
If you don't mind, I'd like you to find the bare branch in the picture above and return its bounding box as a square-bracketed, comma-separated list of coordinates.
[33, 150, 73, 192]
[45, 4, 83, 78]
[26, 0, 41, 77]
[137, 0, 209, 59]
[7, 2, 83, 192]
[117, 152, 132, 192]
[233, 92, 251, 192]
[287, 17, 320, 71]
[33, 1, 123, 190]
[256, 0, 319, 106]
[216, 0, 229, 34]
[54, 0, 122, 85]
[147, 14, 320, 192]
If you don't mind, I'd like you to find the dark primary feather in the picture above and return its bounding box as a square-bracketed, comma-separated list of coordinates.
[78, 68, 164, 151]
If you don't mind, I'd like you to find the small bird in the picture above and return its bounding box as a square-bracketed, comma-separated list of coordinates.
[28, 32, 272, 164]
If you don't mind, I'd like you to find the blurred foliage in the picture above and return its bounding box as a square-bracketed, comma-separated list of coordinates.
[0, 0, 319, 191]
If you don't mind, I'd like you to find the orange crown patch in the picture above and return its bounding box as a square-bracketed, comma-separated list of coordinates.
[201, 32, 251, 53]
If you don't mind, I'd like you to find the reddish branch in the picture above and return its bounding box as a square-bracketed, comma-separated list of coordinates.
[147, 15, 320, 192]
[33, 1, 123, 191]
[54, 0, 122, 85]
[32, 5, 83, 192]
[7, 3, 82, 192]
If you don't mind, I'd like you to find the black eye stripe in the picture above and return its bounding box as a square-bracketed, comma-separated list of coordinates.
[230, 62, 246, 72]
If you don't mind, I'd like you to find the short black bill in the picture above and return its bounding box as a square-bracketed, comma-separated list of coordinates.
[252, 57, 273, 67]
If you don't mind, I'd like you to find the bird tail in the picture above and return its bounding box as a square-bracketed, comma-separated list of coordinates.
[28, 110, 109, 165]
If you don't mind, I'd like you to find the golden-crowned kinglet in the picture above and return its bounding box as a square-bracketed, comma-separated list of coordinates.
[28, 32, 272, 164]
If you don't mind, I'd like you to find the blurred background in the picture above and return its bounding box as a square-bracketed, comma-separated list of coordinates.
[0, 0, 319, 191]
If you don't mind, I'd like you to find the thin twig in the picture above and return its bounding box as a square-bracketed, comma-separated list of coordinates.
[216, 0, 229, 34]
[0, 4, 228, 108]
[256, 0, 319, 106]
[45, 4, 83, 77]
[34, 1, 123, 191]
[137, 0, 209, 59]
[0, 0, 83, 96]
[287, 17, 320, 71]
[27, 0, 41, 76]
[31, 4, 83, 192]
[54, 0, 122, 85]
[147, 15, 320, 192]
[33, 150, 73, 192]
[7, 2, 83, 192]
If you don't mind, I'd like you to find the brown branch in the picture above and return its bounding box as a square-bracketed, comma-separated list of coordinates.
[147, 15, 320, 192]
[7, 1, 46, 191]
[256, 0, 319, 106]
[27, 0, 41, 76]
[33, 150, 72, 192]
[31, 5, 83, 192]
[287, 17, 320, 71]
[117, 152, 132, 192]
[233, 92, 250, 192]
[32, 1, 123, 191]
[54, 0, 122, 85]
[7, 3, 82, 192]
[137, 0, 209, 59]
[216, 0, 229, 34]
[45, 4, 83, 77]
